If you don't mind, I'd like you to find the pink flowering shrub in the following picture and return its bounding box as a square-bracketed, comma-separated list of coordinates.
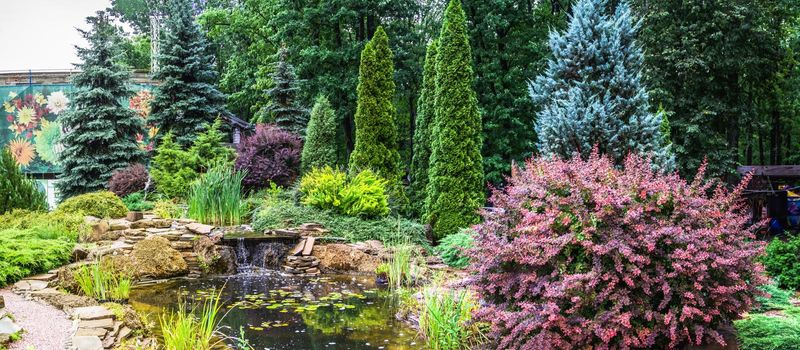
[468, 152, 765, 350]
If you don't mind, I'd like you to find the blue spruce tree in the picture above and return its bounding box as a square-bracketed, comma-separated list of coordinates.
[530, 0, 673, 169]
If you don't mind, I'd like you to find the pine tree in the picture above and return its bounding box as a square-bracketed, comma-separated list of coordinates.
[189, 118, 235, 171]
[57, 11, 145, 199]
[150, 0, 227, 147]
[0, 149, 47, 213]
[302, 95, 338, 173]
[425, 0, 485, 240]
[409, 40, 438, 218]
[263, 46, 308, 135]
[531, 0, 673, 170]
[348, 27, 407, 209]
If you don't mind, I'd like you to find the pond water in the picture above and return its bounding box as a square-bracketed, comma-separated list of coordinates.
[129, 272, 423, 350]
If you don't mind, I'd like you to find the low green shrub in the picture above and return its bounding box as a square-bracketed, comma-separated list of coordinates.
[300, 167, 389, 217]
[735, 307, 800, 350]
[73, 260, 132, 302]
[187, 165, 246, 226]
[0, 148, 47, 214]
[754, 282, 794, 313]
[253, 196, 427, 246]
[0, 209, 88, 237]
[122, 192, 155, 212]
[151, 133, 199, 199]
[153, 200, 184, 219]
[434, 228, 474, 268]
[763, 234, 800, 290]
[56, 191, 128, 218]
[0, 225, 75, 286]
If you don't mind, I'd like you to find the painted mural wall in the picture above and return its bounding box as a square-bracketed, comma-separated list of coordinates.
[1, 84, 157, 174]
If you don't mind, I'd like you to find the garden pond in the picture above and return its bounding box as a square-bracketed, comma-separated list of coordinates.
[129, 271, 423, 350]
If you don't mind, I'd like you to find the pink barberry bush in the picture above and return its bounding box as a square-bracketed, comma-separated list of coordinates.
[468, 152, 765, 350]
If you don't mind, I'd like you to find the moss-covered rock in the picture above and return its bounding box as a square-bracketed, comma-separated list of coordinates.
[107, 236, 188, 280]
[56, 191, 128, 219]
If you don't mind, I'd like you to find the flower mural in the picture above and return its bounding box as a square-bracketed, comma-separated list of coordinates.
[7, 138, 36, 166]
[5, 91, 50, 138]
[46, 91, 69, 115]
[130, 89, 158, 151]
[34, 119, 63, 164]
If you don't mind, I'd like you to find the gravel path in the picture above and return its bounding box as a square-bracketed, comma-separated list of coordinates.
[0, 289, 73, 350]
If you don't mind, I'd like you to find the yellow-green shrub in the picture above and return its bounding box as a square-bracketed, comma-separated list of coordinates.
[153, 200, 184, 219]
[299, 167, 389, 217]
[56, 191, 128, 218]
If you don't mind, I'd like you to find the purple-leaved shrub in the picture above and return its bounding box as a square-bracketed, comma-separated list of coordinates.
[108, 163, 149, 198]
[235, 124, 302, 190]
[469, 152, 765, 349]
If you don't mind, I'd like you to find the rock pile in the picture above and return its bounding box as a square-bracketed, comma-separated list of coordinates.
[282, 237, 321, 276]
[69, 306, 132, 350]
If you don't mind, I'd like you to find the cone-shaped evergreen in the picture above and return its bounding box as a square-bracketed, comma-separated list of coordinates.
[150, 0, 227, 147]
[425, 0, 485, 239]
[409, 40, 438, 218]
[349, 27, 407, 209]
[264, 46, 308, 135]
[302, 95, 338, 173]
[1, 149, 47, 213]
[57, 11, 144, 199]
[531, 0, 674, 170]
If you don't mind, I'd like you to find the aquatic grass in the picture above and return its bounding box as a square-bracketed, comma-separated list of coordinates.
[187, 164, 247, 226]
[160, 289, 226, 350]
[419, 284, 484, 350]
[73, 260, 132, 302]
[388, 244, 417, 289]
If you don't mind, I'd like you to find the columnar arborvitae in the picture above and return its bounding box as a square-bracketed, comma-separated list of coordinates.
[348, 26, 407, 208]
[302, 95, 338, 172]
[150, 0, 227, 147]
[264, 46, 308, 135]
[531, 0, 673, 170]
[57, 11, 144, 199]
[425, 0, 485, 239]
[409, 40, 438, 218]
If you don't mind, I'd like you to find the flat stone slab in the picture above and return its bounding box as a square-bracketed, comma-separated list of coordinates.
[74, 327, 108, 337]
[79, 318, 115, 330]
[13, 279, 49, 291]
[0, 316, 21, 335]
[72, 335, 104, 350]
[186, 222, 214, 235]
[73, 306, 115, 321]
[27, 273, 57, 282]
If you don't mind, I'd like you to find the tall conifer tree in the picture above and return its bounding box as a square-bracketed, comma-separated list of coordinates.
[57, 11, 144, 199]
[410, 40, 438, 218]
[150, 0, 227, 147]
[531, 0, 673, 169]
[263, 46, 308, 135]
[302, 95, 338, 172]
[349, 27, 407, 209]
[425, 0, 485, 239]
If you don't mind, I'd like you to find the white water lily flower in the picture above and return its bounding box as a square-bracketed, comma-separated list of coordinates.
[46, 91, 69, 115]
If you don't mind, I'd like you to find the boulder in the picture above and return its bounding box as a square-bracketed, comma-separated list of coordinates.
[311, 244, 381, 273]
[193, 236, 236, 275]
[186, 223, 214, 235]
[72, 245, 90, 261]
[85, 219, 111, 242]
[108, 219, 131, 231]
[108, 236, 188, 280]
[0, 316, 21, 344]
[30, 289, 97, 310]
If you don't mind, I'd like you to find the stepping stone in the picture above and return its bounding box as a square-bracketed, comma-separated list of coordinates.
[79, 318, 115, 330]
[13, 279, 49, 291]
[27, 273, 57, 282]
[72, 335, 104, 350]
[73, 306, 115, 321]
[0, 317, 21, 344]
[186, 223, 213, 235]
[74, 327, 108, 337]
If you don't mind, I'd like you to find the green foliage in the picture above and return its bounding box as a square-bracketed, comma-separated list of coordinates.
[300, 167, 389, 218]
[754, 283, 795, 313]
[349, 27, 407, 210]
[57, 12, 144, 199]
[56, 191, 128, 219]
[763, 234, 800, 290]
[0, 210, 80, 286]
[160, 290, 226, 350]
[151, 133, 199, 199]
[117, 33, 151, 70]
[419, 285, 483, 350]
[253, 195, 427, 246]
[189, 118, 236, 172]
[426, 0, 485, 240]
[122, 192, 155, 211]
[263, 46, 308, 133]
[0, 148, 47, 214]
[409, 40, 437, 218]
[387, 244, 417, 289]
[301, 95, 338, 173]
[150, 0, 228, 147]
[154, 200, 184, 219]
[434, 228, 474, 268]
[187, 164, 247, 226]
[73, 259, 133, 302]
[735, 307, 800, 350]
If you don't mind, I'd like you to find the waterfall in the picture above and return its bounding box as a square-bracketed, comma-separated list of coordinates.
[235, 237, 251, 272]
[232, 238, 291, 273]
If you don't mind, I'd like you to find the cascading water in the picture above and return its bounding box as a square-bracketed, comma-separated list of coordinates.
[235, 237, 252, 272]
[230, 237, 294, 273]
